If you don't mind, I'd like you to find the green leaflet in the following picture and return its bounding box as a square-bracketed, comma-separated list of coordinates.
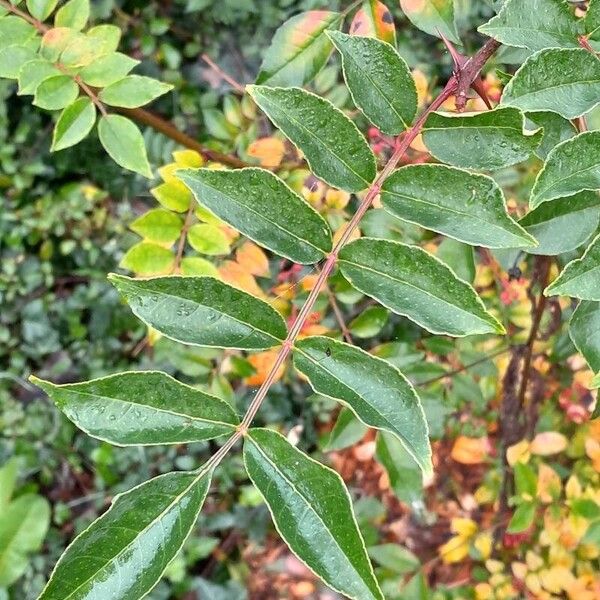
[399, 0, 459, 44]
[507, 502, 536, 533]
[99, 75, 173, 108]
[247, 85, 376, 192]
[80, 52, 139, 87]
[176, 167, 332, 264]
[327, 31, 417, 134]
[380, 164, 536, 249]
[570, 301, 600, 384]
[527, 111, 577, 160]
[0, 17, 37, 50]
[119, 242, 175, 276]
[478, 0, 583, 51]
[31, 371, 239, 446]
[349, 0, 397, 46]
[338, 238, 504, 337]
[586, 0, 600, 40]
[501, 48, 600, 119]
[545, 233, 600, 300]
[54, 0, 89, 31]
[0, 494, 50, 587]
[531, 132, 600, 207]
[326, 407, 368, 451]
[375, 432, 422, 505]
[519, 192, 600, 256]
[51, 97, 96, 151]
[0, 458, 18, 510]
[422, 107, 542, 170]
[98, 115, 152, 178]
[437, 238, 475, 283]
[18, 59, 60, 95]
[294, 336, 431, 476]
[256, 10, 341, 87]
[27, 0, 59, 21]
[0, 45, 37, 79]
[109, 274, 287, 349]
[39, 469, 212, 600]
[243, 428, 383, 600]
[33, 75, 78, 110]
[130, 208, 183, 245]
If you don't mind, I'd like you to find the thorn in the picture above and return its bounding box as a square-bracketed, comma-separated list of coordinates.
[471, 78, 493, 109]
[437, 28, 466, 72]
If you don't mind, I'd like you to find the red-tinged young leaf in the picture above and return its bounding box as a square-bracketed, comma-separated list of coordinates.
[256, 11, 341, 87]
[350, 0, 396, 45]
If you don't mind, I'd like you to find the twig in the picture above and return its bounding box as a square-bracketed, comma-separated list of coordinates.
[0, 0, 250, 170]
[185, 38, 503, 475]
[417, 346, 510, 387]
[322, 277, 353, 344]
[172, 204, 196, 274]
[455, 39, 501, 111]
[201, 53, 245, 94]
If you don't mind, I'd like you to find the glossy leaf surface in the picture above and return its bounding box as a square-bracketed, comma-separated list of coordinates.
[98, 115, 152, 178]
[39, 470, 212, 600]
[338, 238, 504, 336]
[527, 111, 576, 160]
[99, 75, 173, 108]
[328, 31, 416, 134]
[478, 0, 582, 51]
[244, 428, 383, 600]
[256, 11, 340, 87]
[519, 192, 600, 255]
[349, 0, 396, 45]
[375, 432, 422, 505]
[177, 167, 332, 264]
[294, 336, 431, 475]
[110, 274, 287, 349]
[31, 371, 238, 446]
[545, 233, 600, 300]
[422, 107, 542, 170]
[33, 75, 78, 110]
[247, 85, 376, 192]
[381, 164, 536, 248]
[51, 97, 96, 151]
[501, 49, 600, 119]
[400, 0, 459, 43]
[80, 52, 139, 87]
[531, 132, 600, 207]
[570, 301, 600, 374]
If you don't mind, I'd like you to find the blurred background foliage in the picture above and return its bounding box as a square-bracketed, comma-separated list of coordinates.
[2, 1, 600, 599]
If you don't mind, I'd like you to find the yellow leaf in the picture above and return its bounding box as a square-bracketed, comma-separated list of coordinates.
[247, 137, 286, 168]
[530, 432, 567, 456]
[325, 188, 351, 210]
[537, 463, 561, 503]
[525, 573, 542, 595]
[474, 583, 493, 600]
[412, 68, 429, 107]
[451, 436, 490, 465]
[438, 535, 469, 564]
[526, 550, 544, 571]
[473, 533, 492, 559]
[585, 438, 600, 471]
[236, 241, 270, 277]
[451, 517, 478, 538]
[506, 439, 531, 466]
[511, 561, 527, 580]
[566, 475, 582, 499]
[172, 149, 203, 168]
[539, 566, 573, 594]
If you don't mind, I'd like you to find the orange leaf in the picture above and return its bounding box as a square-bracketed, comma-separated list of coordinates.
[451, 436, 490, 465]
[219, 260, 265, 298]
[245, 350, 285, 387]
[236, 241, 270, 277]
[247, 137, 286, 168]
